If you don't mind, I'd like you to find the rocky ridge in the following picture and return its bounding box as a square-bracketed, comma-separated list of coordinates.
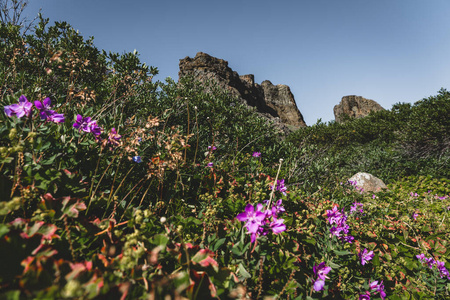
[334, 95, 384, 123]
[178, 52, 307, 131]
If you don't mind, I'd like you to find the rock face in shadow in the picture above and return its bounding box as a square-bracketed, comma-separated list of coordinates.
[178, 52, 307, 130]
[334, 95, 384, 123]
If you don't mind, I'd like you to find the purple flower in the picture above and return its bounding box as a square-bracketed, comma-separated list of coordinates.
[372, 194, 376, 199]
[89, 121, 102, 136]
[252, 151, 261, 157]
[4, 95, 33, 118]
[326, 205, 354, 243]
[350, 202, 364, 214]
[377, 281, 386, 299]
[425, 257, 436, 269]
[208, 145, 217, 151]
[34, 97, 53, 119]
[73, 114, 102, 135]
[271, 199, 286, 216]
[312, 262, 331, 292]
[132, 156, 142, 163]
[269, 217, 286, 234]
[369, 280, 379, 290]
[347, 180, 357, 186]
[342, 235, 355, 243]
[359, 248, 374, 265]
[436, 261, 450, 279]
[207, 162, 214, 168]
[271, 179, 287, 195]
[50, 113, 65, 123]
[417, 253, 437, 269]
[236, 204, 266, 242]
[326, 205, 343, 224]
[330, 215, 349, 237]
[412, 212, 418, 220]
[73, 114, 93, 132]
[359, 291, 371, 300]
[313, 262, 331, 280]
[237, 201, 286, 242]
[416, 253, 427, 262]
[34, 97, 65, 123]
[107, 128, 121, 146]
[313, 279, 325, 291]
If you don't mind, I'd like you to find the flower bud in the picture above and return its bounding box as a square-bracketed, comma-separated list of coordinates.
[9, 128, 18, 140]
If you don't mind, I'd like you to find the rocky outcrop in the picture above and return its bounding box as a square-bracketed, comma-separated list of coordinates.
[178, 52, 306, 130]
[348, 172, 387, 193]
[334, 95, 384, 123]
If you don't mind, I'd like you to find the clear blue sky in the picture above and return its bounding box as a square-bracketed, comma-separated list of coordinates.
[24, 0, 450, 125]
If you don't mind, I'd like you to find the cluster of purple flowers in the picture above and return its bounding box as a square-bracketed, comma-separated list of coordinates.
[312, 262, 331, 291]
[73, 114, 102, 137]
[416, 253, 450, 280]
[326, 205, 354, 243]
[271, 179, 287, 196]
[359, 280, 386, 300]
[4, 95, 65, 123]
[350, 202, 364, 214]
[359, 248, 374, 265]
[236, 199, 286, 243]
[346, 180, 365, 193]
[252, 151, 261, 157]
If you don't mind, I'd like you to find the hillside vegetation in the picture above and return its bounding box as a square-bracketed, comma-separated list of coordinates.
[1, 17, 449, 299]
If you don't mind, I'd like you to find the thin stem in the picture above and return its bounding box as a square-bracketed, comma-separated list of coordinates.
[268, 158, 284, 209]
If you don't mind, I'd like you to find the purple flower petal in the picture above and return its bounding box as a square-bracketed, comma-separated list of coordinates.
[313, 279, 325, 291]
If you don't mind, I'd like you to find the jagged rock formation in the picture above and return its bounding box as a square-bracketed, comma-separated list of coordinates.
[178, 52, 306, 130]
[334, 95, 384, 123]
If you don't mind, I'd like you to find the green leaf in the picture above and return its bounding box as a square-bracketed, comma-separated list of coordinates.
[333, 250, 352, 256]
[328, 261, 341, 269]
[212, 238, 226, 252]
[0, 224, 10, 238]
[238, 263, 251, 279]
[0, 290, 20, 300]
[152, 234, 169, 248]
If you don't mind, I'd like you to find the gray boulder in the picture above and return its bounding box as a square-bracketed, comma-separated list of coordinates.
[348, 172, 387, 193]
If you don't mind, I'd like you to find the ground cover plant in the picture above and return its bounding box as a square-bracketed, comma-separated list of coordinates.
[1, 15, 450, 299]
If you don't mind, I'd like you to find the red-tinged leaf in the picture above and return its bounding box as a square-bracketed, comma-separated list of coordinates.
[10, 218, 27, 227]
[192, 249, 218, 272]
[84, 274, 104, 296]
[420, 240, 431, 250]
[98, 254, 109, 267]
[435, 241, 447, 254]
[21, 221, 45, 239]
[187, 269, 217, 299]
[367, 231, 377, 238]
[21, 256, 34, 273]
[118, 282, 131, 300]
[39, 224, 60, 240]
[66, 261, 92, 280]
